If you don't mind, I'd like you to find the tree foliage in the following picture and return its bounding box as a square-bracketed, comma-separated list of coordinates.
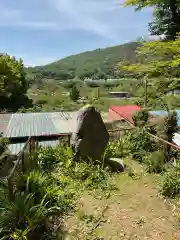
[0, 54, 32, 111]
[70, 85, 80, 101]
[119, 39, 180, 78]
[123, 0, 180, 40]
[132, 109, 149, 127]
[26, 42, 140, 80]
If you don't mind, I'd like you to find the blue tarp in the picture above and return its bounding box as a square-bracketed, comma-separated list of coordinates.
[151, 110, 180, 127]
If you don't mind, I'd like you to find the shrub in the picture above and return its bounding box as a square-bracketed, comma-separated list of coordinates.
[160, 162, 180, 198]
[19, 170, 74, 214]
[0, 190, 59, 239]
[37, 147, 60, 170]
[37, 145, 73, 171]
[127, 129, 156, 161]
[132, 109, 149, 127]
[105, 138, 129, 158]
[145, 151, 165, 173]
[70, 162, 112, 191]
[70, 85, 80, 101]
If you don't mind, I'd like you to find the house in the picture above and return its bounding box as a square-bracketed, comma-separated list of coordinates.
[108, 105, 142, 124]
[108, 92, 131, 98]
[166, 90, 180, 95]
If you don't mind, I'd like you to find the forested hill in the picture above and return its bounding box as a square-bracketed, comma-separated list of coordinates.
[26, 41, 140, 80]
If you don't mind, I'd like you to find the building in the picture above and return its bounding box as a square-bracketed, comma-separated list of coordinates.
[166, 90, 180, 96]
[108, 105, 142, 124]
[108, 92, 131, 98]
[0, 111, 78, 155]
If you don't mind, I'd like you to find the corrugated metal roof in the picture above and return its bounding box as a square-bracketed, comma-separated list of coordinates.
[1, 111, 78, 138]
[4, 112, 58, 138]
[51, 112, 77, 133]
[0, 114, 12, 135]
[8, 140, 59, 155]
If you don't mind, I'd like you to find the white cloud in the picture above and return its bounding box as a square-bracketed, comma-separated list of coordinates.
[50, 0, 121, 38]
[0, 1, 122, 38]
[0, 0, 152, 39]
[0, 4, 20, 19]
[5, 52, 57, 66]
[24, 56, 57, 67]
[0, 3, 59, 30]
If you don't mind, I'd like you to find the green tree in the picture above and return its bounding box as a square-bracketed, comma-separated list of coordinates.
[132, 109, 149, 127]
[70, 85, 80, 101]
[149, 5, 180, 40]
[118, 39, 180, 95]
[123, 0, 180, 40]
[0, 54, 32, 111]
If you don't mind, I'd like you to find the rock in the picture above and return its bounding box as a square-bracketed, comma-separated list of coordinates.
[71, 105, 109, 161]
[106, 158, 125, 172]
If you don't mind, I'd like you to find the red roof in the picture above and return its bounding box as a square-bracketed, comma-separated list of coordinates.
[109, 105, 142, 123]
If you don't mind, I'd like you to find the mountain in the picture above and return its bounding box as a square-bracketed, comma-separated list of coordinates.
[26, 41, 140, 80]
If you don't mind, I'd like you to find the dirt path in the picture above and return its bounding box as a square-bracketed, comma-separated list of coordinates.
[63, 161, 180, 240]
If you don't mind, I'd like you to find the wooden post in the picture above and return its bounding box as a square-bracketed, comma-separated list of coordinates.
[8, 177, 14, 201]
[21, 151, 25, 173]
[29, 138, 32, 153]
[144, 76, 148, 108]
[68, 134, 71, 146]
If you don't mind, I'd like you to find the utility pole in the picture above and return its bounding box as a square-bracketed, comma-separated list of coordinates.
[144, 76, 148, 108]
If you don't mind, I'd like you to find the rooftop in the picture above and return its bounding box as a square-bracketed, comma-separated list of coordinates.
[0, 111, 78, 138]
[0, 111, 78, 155]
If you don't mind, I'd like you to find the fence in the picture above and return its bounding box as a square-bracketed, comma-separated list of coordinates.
[7, 132, 72, 200]
[5, 124, 180, 200]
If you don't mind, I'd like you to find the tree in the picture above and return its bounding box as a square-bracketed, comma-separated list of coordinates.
[118, 39, 180, 107]
[70, 85, 79, 101]
[149, 5, 180, 40]
[118, 38, 180, 82]
[132, 109, 149, 127]
[123, 0, 180, 40]
[0, 54, 32, 111]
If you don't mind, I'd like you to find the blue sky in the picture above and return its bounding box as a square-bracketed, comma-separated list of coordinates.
[0, 0, 153, 66]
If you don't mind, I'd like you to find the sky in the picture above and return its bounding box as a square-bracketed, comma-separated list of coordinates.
[0, 0, 153, 66]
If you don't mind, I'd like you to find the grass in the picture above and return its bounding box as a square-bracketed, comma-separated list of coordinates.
[26, 79, 180, 113]
[28, 81, 136, 112]
[1, 128, 180, 239]
[62, 160, 180, 240]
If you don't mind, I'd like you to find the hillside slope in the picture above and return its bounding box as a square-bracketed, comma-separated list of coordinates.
[26, 41, 140, 80]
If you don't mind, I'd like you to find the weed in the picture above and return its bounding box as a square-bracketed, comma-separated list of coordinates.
[126, 129, 156, 161]
[145, 150, 165, 173]
[160, 161, 180, 198]
[105, 138, 129, 158]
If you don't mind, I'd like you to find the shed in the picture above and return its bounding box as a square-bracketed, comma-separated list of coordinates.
[108, 92, 131, 98]
[0, 111, 78, 155]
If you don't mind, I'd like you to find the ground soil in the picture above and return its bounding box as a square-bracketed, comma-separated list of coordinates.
[62, 160, 180, 240]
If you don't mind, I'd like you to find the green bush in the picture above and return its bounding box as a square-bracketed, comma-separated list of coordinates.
[37, 145, 73, 171]
[105, 138, 129, 158]
[0, 189, 59, 239]
[0, 144, 113, 239]
[19, 170, 74, 214]
[145, 151, 165, 173]
[127, 129, 156, 161]
[160, 162, 180, 198]
[132, 109, 149, 127]
[70, 85, 80, 101]
[37, 147, 59, 170]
